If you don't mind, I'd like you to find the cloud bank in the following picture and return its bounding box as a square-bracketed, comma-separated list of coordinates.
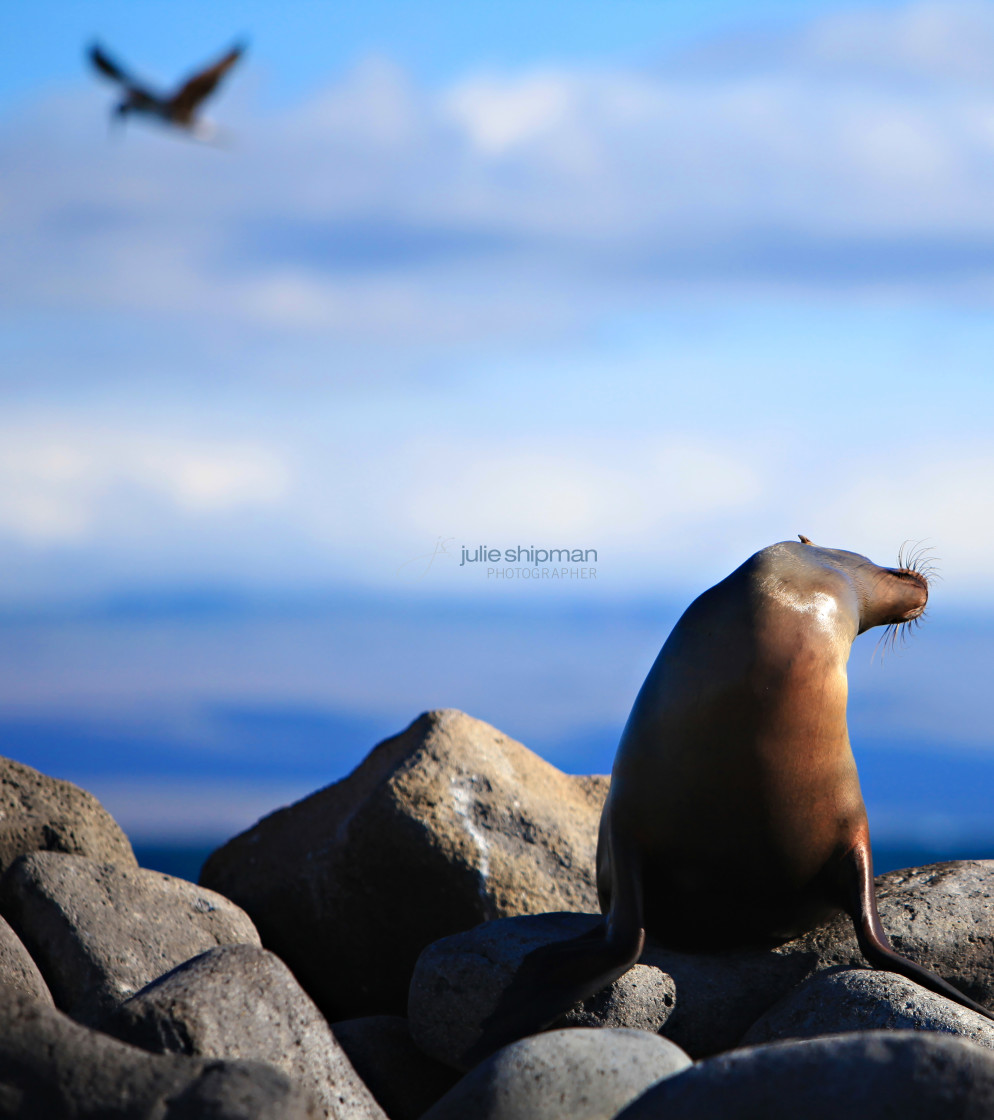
[3, 2, 994, 602]
[5, 2, 994, 362]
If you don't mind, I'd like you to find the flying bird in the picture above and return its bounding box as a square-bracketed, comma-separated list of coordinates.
[88, 41, 245, 139]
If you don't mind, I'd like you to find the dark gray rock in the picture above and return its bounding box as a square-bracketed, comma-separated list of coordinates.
[0, 851, 260, 1023]
[103, 944, 387, 1120]
[0, 755, 136, 877]
[0, 913, 52, 1004]
[329, 1015, 460, 1120]
[741, 967, 994, 1048]
[409, 913, 680, 1069]
[200, 709, 610, 1019]
[421, 1028, 691, 1120]
[616, 1031, 994, 1120]
[0, 985, 319, 1119]
[410, 860, 994, 1062]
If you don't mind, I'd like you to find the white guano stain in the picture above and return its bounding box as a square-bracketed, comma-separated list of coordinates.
[763, 577, 844, 636]
[449, 778, 494, 914]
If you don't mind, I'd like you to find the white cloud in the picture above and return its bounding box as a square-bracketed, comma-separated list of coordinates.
[795, 1, 994, 83]
[0, 413, 774, 586]
[444, 71, 576, 155]
[7, 2, 994, 373]
[402, 436, 762, 541]
[0, 426, 290, 543]
[0, 405, 993, 604]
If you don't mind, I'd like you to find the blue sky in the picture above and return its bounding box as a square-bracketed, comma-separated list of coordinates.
[0, 1, 914, 104]
[2, 1, 994, 844]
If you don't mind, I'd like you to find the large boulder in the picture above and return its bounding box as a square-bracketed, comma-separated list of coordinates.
[0, 913, 52, 1004]
[103, 944, 387, 1120]
[740, 967, 994, 1049]
[0, 755, 135, 875]
[0, 852, 260, 1023]
[410, 860, 994, 1063]
[421, 1028, 691, 1120]
[200, 710, 609, 1018]
[0, 985, 319, 1119]
[329, 1015, 460, 1120]
[616, 1031, 994, 1120]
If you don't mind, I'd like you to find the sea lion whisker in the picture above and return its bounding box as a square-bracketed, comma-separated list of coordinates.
[871, 627, 891, 664]
[899, 540, 940, 584]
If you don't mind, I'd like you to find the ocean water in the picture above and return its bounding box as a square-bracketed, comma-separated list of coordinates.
[133, 844, 217, 884]
[872, 843, 994, 875]
[135, 840, 994, 887]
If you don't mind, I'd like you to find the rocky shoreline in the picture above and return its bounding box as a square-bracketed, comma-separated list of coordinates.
[0, 708, 992, 1117]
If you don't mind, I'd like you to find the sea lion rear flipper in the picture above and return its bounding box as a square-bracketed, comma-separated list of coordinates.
[836, 836, 994, 1022]
[461, 920, 644, 1067]
[462, 830, 646, 1067]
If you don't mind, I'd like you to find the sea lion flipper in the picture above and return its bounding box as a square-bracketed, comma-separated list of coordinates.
[836, 836, 994, 1023]
[463, 829, 646, 1067]
[461, 919, 645, 1068]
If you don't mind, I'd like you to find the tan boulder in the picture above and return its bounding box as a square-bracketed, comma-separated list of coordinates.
[201, 709, 609, 1018]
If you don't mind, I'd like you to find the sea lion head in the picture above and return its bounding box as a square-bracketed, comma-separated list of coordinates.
[794, 535, 930, 635]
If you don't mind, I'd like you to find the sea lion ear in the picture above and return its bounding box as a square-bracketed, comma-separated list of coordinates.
[798, 534, 814, 545]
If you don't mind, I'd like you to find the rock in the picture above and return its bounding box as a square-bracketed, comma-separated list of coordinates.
[103, 944, 387, 1120]
[0, 912, 52, 1004]
[0, 985, 319, 1119]
[409, 912, 680, 1068]
[421, 1028, 691, 1120]
[741, 967, 994, 1049]
[200, 709, 609, 1019]
[410, 860, 994, 1062]
[0, 754, 136, 875]
[615, 1031, 994, 1120]
[329, 1015, 460, 1120]
[0, 851, 260, 1023]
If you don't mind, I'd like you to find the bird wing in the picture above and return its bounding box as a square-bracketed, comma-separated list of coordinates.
[169, 43, 245, 122]
[89, 43, 136, 86]
[89, 43, 161, 104]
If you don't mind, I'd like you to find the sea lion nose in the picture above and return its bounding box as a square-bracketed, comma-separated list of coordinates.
[893, 569, 928, 619]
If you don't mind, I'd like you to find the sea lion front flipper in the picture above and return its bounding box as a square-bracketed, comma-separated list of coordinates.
[835, 834, 994, 1023]
[462, 830, 646, 1067]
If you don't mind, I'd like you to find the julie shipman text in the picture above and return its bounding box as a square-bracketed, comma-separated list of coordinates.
[460, 546, 598, 565]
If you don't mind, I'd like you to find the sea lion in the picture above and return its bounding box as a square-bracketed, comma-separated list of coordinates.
[469, 538, 993, 1061]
